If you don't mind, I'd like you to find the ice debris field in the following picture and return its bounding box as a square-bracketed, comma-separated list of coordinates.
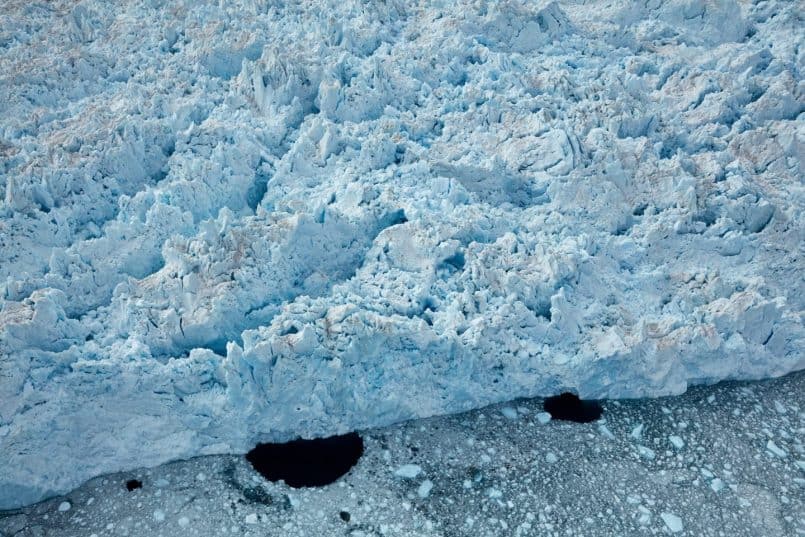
[3, 372, 804, 537]
[0, 0, 803, 509]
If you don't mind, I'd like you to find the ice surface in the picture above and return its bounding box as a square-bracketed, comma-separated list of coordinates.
[0, 0, 803, 508]
[669, 435, 685, 450]
[394, 465, 423, 479]
[5, 374, 802, 536]
[417, 479, 433, 499]
[500, 406, 518, 419]
[661, 512, 684, 533]
[766, 439, 788, 458]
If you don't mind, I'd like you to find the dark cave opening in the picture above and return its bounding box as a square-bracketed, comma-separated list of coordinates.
[125, 479, 142, 491]
[245, 433, 364, 488]
[544, 392, 603, 423]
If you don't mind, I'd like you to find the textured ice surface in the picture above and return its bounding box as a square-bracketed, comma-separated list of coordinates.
[3, 373, 804, 536]
[0, 0, 803, 509]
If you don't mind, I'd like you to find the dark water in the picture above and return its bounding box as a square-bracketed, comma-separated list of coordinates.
[246, 433, 364, 487]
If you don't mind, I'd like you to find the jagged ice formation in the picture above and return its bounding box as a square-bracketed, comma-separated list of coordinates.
[0, 0, 803, 508]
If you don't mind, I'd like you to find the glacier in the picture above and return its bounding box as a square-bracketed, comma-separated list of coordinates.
[0, 0, 803, 509]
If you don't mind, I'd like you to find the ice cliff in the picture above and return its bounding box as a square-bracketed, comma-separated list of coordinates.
[1, 0, 803, 509]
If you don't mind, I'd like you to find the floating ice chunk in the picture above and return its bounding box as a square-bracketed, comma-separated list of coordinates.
[630, 424, 644, 440]
[766, 440, 787, 458]
[545, 452, 558, 464]
[58, 501, 71, 512]
[417, 480, 433, 499]
[500, 407, 518, 419]
[178, 517, 190, 527]
[637, 505, 651, 526]
[660, 512, 684, 533]
[244, 513, 258, 524]
[598, 424, 616, 440]
[669, 435, 685, 449]
[153, 510, 165, 522]
[536, 412, 552, 425]
[394, 465, 422, 479]
[710, 478, 725, 493]
[637, 446, 655, 460]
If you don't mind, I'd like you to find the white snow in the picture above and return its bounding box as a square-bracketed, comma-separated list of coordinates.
[0, 0, 803, 509]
